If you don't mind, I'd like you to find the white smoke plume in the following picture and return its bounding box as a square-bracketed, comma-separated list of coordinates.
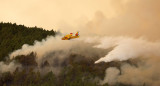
[9, 35, 108, 75]
[118, 60, 160, 86]
[100, 67, 120, 85]
[101, 56, 160, 86]
[9, 36, 83, 74]
[95, 37, 160, 63]
[93, 37, 160, 86]
[9, 35, 108, 64]
[7, 35, 160, 86]
[0, 61, 21, 73]
[10, 36, 74, 60]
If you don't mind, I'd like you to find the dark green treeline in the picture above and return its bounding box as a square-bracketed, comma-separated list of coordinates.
[0, 22, 56, 61]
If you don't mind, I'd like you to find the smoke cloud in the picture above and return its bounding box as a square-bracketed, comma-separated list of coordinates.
[95, 37, 160, 63]
[9, 35, 108, 75]
[0, 61, 21, 73]
[100, 67, 120, 85]
[66, 0, 160, 40]
[10, 36, 74, 60]
[101, 56, 160, 86]
[93, 37, 160, 86]
[118, 59, 160, 86]
[8, 35, 160, 86]
[10, 36, 105, 62]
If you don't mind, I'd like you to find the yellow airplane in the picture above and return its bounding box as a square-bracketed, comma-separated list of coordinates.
[62, 32, 79, 40]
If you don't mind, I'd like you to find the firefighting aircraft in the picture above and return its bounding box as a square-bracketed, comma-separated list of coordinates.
[62, 32, 79, 40]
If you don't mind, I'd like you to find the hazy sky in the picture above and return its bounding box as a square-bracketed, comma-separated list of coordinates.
[0, 0, 120, 29]
[0, 0, 131, 29]
[0, 0, 160, 40]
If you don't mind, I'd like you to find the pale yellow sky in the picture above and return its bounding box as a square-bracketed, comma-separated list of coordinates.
[0, 0, 128, 29]
[0, 0, 160, 40]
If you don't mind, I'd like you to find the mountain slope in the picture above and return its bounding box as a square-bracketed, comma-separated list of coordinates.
[0, 22, 56, 61]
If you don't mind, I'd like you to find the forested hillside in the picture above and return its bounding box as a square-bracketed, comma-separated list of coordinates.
[0, 53, 110, 86]
[0, 22, 56, 61]
[0, 22, 133, 86]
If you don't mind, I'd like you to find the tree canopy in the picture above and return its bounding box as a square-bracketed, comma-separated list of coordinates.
[0, 22, 56, 61]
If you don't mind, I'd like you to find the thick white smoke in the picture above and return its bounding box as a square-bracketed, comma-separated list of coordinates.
[0, 61, 21, 73]
[95, 37, 160, 63]
[8, 35, 160, 85]
[100, 67, 120, 85]
[9, 35, 108, 75]
[9, 36, 82, 74]
[93, 37, 160, 86]
[10, 36, 74, 60]
[101, 57, 160, 86]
